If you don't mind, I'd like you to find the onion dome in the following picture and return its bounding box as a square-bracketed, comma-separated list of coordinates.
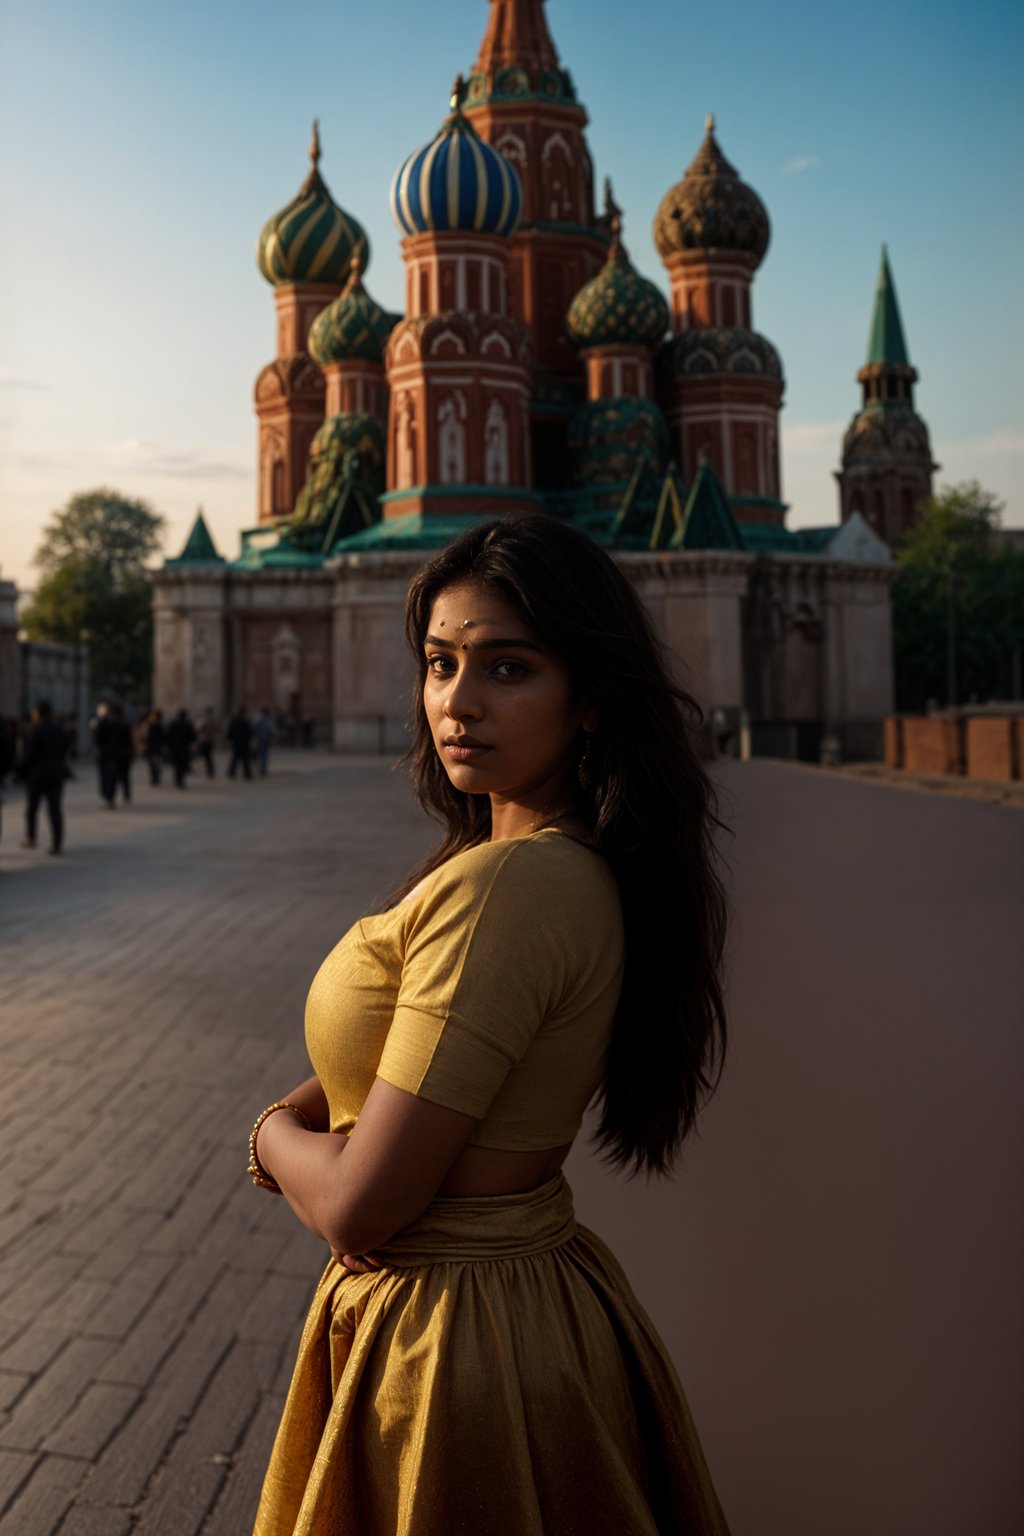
[654, 115, 770, 265]
[567, 184, 669, 350]
[390, 77, 523, 239]
[257, 122, 369, 287]
[668, 326, 782, 380]
[569, 397, 668, 486]
[307, 256, 399, 367]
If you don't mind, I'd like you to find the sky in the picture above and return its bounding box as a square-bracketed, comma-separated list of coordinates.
[1, 0, 1022, 592]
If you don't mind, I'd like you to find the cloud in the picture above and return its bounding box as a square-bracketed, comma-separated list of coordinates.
[781, 155, 821, 177]
[11, 439, 248, 481]
[941, 427, 1024, 459]
[783, 420, 846, 454]
[105, 439, 248, 479]
[0, 365, 50, 392]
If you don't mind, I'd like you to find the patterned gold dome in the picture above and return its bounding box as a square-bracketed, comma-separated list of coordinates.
[654, 115, 769, 265]
[567, 186, 669, 351]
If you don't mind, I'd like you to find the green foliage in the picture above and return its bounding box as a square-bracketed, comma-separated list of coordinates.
[21, 488, 166, 703]
[892, 482, 1024, 710]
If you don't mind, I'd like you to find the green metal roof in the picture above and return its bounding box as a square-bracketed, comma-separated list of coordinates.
[865, 244, 910, 367]
[166, 510, 224, 567]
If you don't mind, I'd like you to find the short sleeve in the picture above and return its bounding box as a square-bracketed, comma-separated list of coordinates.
[376, 842, 576, 1119]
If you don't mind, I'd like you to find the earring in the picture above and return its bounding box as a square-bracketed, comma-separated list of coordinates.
[577, 732, 593, 792]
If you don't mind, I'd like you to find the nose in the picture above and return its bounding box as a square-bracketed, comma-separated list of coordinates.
[442, 660, 484, 722]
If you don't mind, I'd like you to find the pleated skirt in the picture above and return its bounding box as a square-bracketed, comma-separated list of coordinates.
[253, 1174, 730, 1535]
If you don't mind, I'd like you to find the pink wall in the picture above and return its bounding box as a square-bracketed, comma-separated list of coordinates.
[567, 759, 1024, 1535]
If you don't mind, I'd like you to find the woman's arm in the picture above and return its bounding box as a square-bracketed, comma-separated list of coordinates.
[272, 1073, 331, 1132]
[255, 1076, 479, 1258]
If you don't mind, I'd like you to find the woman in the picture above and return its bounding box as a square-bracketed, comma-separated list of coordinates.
[249, 516, 731, 1535]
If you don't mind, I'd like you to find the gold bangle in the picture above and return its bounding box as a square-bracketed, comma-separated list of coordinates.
[247, 1100, 311, 1192]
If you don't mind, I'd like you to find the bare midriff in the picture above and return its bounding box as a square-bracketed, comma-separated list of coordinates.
[435, 1140, 573, 1197]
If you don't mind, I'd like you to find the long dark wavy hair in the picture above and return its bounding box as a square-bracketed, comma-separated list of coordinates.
[397, 515, 730, 1178]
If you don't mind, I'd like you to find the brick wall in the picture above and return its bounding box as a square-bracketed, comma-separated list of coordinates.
[966, 717, 1018, 782]
[901, 716, 964, 775]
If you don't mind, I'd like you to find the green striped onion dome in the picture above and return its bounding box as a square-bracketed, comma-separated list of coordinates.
[257, 122, 368, 287]
[390, 83, 522, 239]
[307, 259, 399, 367]
[567, 195, 669, 351]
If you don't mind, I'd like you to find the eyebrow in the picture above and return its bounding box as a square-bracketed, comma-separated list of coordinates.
[424, 634, 546, 654]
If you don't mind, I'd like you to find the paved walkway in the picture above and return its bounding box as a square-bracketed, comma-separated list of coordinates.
[0, 753, 1020, 1536]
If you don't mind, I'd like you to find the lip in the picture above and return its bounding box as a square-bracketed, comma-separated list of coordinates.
[443, 736, 493, 762]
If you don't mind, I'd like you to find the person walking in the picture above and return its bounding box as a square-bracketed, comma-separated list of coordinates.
[252, 705, 275, 777]
[20, 700, 69, 856]
[0, 717, 15, 867]
[166, 709, 197, 789]
[145, 709, 166, 785]
[227, 705, 253, 780]
[197, 707, 217, 777]
[93, 702, 118, 807]
[110, 704, 134, 804]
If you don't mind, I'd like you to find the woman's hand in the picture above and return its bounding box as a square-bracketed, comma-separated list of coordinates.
[333, 1249, 385, 1274]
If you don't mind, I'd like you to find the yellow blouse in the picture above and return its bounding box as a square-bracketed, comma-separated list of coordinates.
[304, 831, 625, 1150]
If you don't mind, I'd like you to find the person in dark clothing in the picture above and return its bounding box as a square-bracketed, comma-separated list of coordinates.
[166, 709, 197, 789]
[94, 703, 118, 806]
[196, 707, 217, 777]
[0, 717, 15, 863]
[20, 700, 69, 854]
[227, 705, 253, 780]
[145, 709, 166, 785]
[111, 704, 134, 803]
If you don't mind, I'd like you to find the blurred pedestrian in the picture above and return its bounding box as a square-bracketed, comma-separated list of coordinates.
[301, 715, 315, 748]
[0, 717, 14, 865]
[145, 709, 166, 785]
[166, 708, 197, 789]
[110, 704, 134, 804]
[227, 705, 253, 780]
[94, 702, 118, 807]
[197, 707, 217, 778]
[20, 700, 69, 855]
[252, 705, 275, 777]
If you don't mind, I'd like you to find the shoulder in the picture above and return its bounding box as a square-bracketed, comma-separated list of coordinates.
[409, 833, 621, 936]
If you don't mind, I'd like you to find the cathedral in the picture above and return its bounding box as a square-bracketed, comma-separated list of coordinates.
[153, 0, 936, 759]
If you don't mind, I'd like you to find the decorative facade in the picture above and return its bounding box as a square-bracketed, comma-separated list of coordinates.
[836, 246, 937, 544]
[154, 0, 902, 761]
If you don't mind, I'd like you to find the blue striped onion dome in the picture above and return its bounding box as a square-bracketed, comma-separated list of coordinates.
[567, 189, 669, 351]
[390, 87, 523, 240]
[257, 122, 369, 287]
[308, 258, 399, 367]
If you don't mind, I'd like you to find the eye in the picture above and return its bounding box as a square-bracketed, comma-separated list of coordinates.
[492, 658, 529, 680]
[425, 654, 455, 676]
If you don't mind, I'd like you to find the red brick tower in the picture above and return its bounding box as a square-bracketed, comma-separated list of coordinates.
[462, 1, 607, 486]
[385, 85, 535, 522]
[836, 246, 937, 542]
[253, 124, 368, 522]
[654, 116, 785, 525]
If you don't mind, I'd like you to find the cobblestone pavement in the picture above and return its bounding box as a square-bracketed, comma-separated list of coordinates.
[0, 753, 1020, 1536]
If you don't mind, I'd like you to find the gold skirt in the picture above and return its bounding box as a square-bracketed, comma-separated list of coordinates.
[253, 1174, 730, 1535]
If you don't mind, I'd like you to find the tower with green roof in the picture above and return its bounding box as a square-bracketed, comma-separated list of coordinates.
[837, 246, 937, 543]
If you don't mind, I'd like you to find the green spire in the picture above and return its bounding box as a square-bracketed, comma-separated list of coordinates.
[865, 244, 910, 367]
[170, 508, 224, 565]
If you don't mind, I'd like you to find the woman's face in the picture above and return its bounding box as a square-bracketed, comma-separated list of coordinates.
[423, 579, 592, 811]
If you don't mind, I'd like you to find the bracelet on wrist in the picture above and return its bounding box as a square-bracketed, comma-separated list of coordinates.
[247, 1100, 311, 1192]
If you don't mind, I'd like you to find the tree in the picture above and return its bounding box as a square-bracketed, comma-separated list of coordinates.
[21, 489, 167, 703]
[892, 482, 1024, 711]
